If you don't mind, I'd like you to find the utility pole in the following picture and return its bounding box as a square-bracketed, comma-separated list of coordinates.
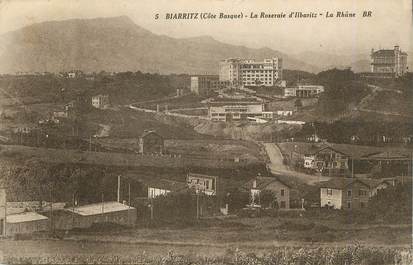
[351, 158, 354, 178]
[50, 184, 54, 234]
[117, 175, 121, 203]
[150, 197, 154, 220]
[128, 182, 131, 225]
[101, 192, 104, 213]
[3, 188, 7, 237]
[196, 190, 199, 220]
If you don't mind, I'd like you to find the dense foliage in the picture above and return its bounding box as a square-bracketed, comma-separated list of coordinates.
[295, 120, 413, 145]
[365, 183, 412, 224]
[0, 72, 189, 105]
[314, 68, 369, 116]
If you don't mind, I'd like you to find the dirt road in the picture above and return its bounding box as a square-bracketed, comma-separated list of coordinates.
[264, 143, 330, 185]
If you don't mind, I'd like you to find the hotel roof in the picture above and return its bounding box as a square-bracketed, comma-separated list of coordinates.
[7, 212, 48, 224]
[65, 201, 135, 216]
[372, 49, 408, 57]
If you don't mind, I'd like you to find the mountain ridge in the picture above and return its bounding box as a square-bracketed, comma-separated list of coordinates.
[0, 16, 324, 74]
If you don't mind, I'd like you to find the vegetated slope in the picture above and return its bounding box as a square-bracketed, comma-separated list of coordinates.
[0, 16, 319, 74]
[0, 72, 188, 105]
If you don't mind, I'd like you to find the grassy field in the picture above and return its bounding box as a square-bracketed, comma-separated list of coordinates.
[0, 144, 263, 170]
[0, 214, 411, 264]
[96, 138, 263, 162]
[56, 215, 412, 246]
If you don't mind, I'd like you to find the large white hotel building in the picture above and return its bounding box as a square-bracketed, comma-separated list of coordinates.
[219, 58, 283, 87]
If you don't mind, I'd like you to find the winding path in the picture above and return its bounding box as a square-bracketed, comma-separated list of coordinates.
[264, 143, 330, 185]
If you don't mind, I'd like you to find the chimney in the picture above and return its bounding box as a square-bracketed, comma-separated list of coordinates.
[394, 45, 400, 52]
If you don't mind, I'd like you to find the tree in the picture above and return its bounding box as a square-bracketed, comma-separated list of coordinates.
[260, 190, 277, 209]
[294, 99, 303, 110]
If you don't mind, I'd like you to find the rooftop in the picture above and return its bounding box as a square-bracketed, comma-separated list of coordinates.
[140, 130, 162, 139]
[147, 179, 188, 193]
[243, 175, 292, 190]
[65, 201, 135, 216]
[7, 212, 48, 224]
[372, 49, 408, 57]
[188, 172, 217, 179]
[319, 177, 390, 190]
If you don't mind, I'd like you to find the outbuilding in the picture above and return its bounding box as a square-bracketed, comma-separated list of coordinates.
[63, 201, 137, 229]
[5, 212, 49, 236]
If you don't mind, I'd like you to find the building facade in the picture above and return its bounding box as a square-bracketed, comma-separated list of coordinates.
[208, 101, 265, 122]
[244, 175, 291, 209]
[147, 179, 187, 199]
[139, 131, 164, 154]
[186, 173, 218, 196]
[320, 178, 393, 210]
[284, 85, 324, 98]
[219, 58, 283, 87]
[371, 46, 408, 77]
[91, 94, 110, 109]
[303, 146, 349, 175]
[190, 75, 219, 95]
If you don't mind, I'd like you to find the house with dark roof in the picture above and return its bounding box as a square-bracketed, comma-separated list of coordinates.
[139, 130, 164, 154]
[243, 174, 291, 209]
[319, 177, 394, 210]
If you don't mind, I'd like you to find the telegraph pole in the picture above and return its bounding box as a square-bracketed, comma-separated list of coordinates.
[117, 175, 121, 203]
[150, 197, 154, 220]
[50, 184, 54, 234]
[128, 182, 131, 225]
[196, 190, 199, 220]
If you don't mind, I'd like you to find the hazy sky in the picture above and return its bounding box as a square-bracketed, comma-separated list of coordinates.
[0, 0, 412, 54]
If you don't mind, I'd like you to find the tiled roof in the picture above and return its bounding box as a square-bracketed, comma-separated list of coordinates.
[188, 172, 217, 179]
[361, 151, 409, 160]
[372, 50, 395, 57]
[243, 175, 291, 190]
[140, 130, 162, 139]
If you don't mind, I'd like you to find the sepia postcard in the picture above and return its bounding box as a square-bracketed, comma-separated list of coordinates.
[0, 0, 412, 264]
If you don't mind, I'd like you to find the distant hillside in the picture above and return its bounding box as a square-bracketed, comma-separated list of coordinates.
[295, 50, 413, 73]
[0, 16, 320, 74]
